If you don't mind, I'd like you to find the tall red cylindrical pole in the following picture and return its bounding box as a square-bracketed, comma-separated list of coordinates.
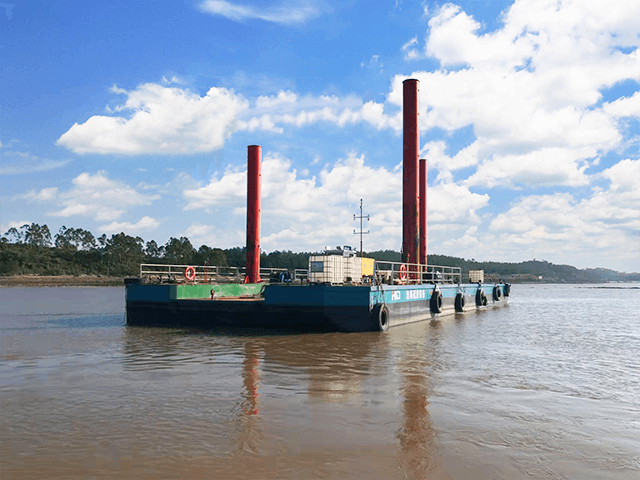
[419, 158, 427, 267]
[402, 79, 420, 267]
[245, 145, 261, 284]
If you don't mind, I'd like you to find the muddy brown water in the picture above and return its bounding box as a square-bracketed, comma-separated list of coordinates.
[1, 285, 639, 479]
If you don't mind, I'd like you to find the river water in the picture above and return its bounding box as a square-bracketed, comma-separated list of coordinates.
[1, 284, 639, 479]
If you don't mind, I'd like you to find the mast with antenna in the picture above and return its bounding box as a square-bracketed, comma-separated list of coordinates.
[353, 199, 370, 258]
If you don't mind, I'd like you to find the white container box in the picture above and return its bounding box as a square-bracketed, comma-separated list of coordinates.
[469, 270, 484, 283]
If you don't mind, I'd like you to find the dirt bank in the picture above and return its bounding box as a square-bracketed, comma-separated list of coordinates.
[0, 275, 125, 287]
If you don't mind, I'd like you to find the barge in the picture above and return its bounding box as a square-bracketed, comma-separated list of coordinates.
[126, 276, 509, 332]
[125, 78, 510, 332]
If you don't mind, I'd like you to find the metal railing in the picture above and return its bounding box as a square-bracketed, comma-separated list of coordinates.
[139, 264, 309, 284]
[373, 260, 461, 285]
[138, 262, 459, 285]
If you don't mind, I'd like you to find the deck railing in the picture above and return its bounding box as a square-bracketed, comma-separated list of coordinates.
[373, 261, 461, 285]
[138, 262, 459, 285]
[139, 264, 308, 284]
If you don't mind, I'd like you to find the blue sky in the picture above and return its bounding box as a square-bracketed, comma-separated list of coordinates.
[1, 0, 639, 271]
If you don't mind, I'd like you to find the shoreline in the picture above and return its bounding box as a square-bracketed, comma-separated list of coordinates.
[1, 275, 633, 288]
[0, 275, 125, 287]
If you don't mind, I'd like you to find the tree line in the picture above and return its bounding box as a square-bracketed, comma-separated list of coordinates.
[1, 223, 637, 282]
[0, 223, 316, 277]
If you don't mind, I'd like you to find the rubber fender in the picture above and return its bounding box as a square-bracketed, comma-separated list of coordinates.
[503, 284, 511, 297]
[493, 286, 502, 301]
[454, 293, 465, 312]
[482, 294, 488, 306]
[430, 290, 443, 314]
[475, 289, 484, 306]
[371, 304, 389, 332]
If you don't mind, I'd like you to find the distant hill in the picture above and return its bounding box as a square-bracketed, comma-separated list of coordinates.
[364, 250, 640, 283]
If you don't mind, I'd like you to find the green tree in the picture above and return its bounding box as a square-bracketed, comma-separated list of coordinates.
[194, 245, 228, 266]
[104, 233, 145, 276]
[164, 237, 195, 264]
[5, 226, 26, 244]
[24, 223, 52, 247]
[55, 226, 97, 251]
[144, 240, 163, 262]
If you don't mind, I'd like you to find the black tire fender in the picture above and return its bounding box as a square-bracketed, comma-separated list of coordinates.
[475, 289, 483, 306]
[454, 292, 465, 312]
[371, 304, 389, 331]
[430, 290, 443, 314]
[493, 286, 502, 301]
[476, 289, 488, 307]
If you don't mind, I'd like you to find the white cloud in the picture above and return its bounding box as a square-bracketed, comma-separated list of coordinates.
[57, 84, 402, 154]
[57, 83, 248, 155]
[197, 0, 323, 25]
[1, 220, 31, 236]
[486, 159, 640, 269]
[99, 216, 161, 234]
[22, 187, 59, 201]
[383, 0, 640, 189]
[0, 150, 71, 175]
[23, 171, 160, 222]
[182, 223, 245, 249]
[604, 91, 640, 118]
[238, 91, 400, 133]
[182, 152, 488, 252]
[402, 36, 420, 61]
[465, 147, 591, 188]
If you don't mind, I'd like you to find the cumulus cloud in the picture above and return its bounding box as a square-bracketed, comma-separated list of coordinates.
[57, 84, 400, 154]
[486, 159, 640, 269]
[238, 91, 400, 133]
[183, 151, 488, 252]
[197, 0, 324, 25]
[99, 216, 161, 234]
[22, 187, 59, 201]
[57, 84, 249, 155]
[21, 171, 160, 222]
[465, 147, 592, 188]
[604, 91, 640, 118]
[384, 0, 640, 189]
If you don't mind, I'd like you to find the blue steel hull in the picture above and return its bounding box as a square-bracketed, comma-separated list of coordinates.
[126, 282, 509, 332]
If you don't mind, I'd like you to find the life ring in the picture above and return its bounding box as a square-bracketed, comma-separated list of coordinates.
[184, 266, 196, 281]
[371, 304, 389, 331]
[454, 292, 465, 312]
[399, 264, 407, 281]
[493, 286, 502, 301]
[430, 290, 443, 314]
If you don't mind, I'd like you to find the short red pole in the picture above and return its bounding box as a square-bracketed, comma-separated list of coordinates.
[419, 158, 427, 267]
[245, 145, 262, 284]
[402, 79, 420, 272]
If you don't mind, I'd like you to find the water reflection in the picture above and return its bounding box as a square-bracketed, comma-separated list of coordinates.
[117, 324, 446, 477]
[395, 322, 442, 479]
[231, 341, 263, 456]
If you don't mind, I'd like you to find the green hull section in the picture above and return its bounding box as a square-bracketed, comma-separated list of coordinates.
[177, 283, 263, 299]
[126, 283, 263, 302]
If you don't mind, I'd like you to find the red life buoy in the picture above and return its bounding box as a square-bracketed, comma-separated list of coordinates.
[184, 266, 196, 281]
[399, 264, 407, 281]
